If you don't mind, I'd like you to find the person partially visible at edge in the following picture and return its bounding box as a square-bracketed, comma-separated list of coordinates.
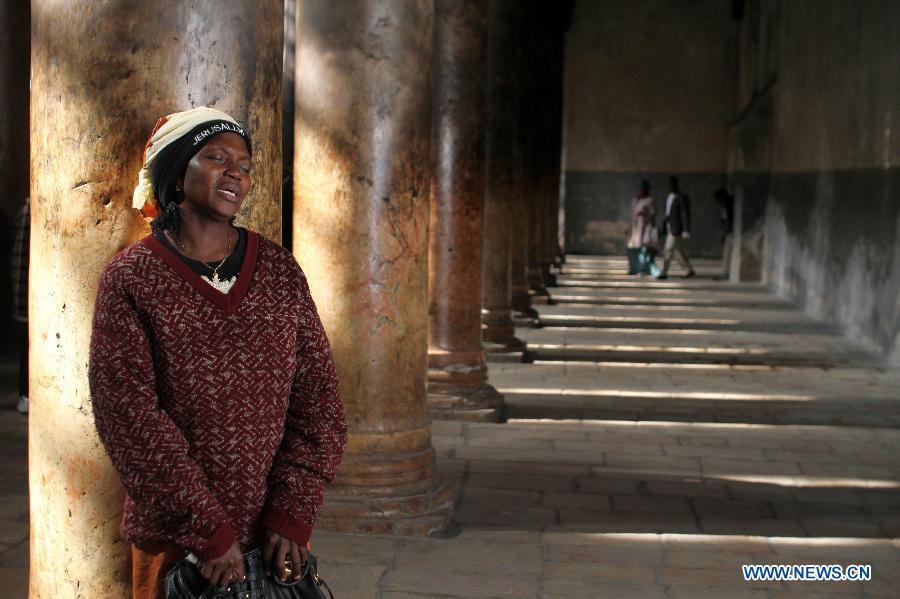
[655, 175, 696, 280]
[625, 180, 659, 276]
[714, 188, 735, 280]
[11, 197, 29, 414]
[87, 106, 347, 598]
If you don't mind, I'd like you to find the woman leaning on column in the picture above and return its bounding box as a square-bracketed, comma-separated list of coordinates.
[88, 106, 347, 598]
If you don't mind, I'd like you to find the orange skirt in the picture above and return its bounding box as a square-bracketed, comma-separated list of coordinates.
[131, 541, 184, 599]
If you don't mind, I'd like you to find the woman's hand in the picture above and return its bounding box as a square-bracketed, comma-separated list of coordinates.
[200, 542, 245, 588]
[263, 528, 309, 582]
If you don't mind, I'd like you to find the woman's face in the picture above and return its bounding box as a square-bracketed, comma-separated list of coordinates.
[180, 132, 252, 221]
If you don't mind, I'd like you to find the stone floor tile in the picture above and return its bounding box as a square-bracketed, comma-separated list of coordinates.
[556, 510, 699, 534]
[546, 541, 663, 566]
[724, 482, 796, 501]
[658, 566, 768, 587]
[392, 537, 542, 577]
[461, 486, 542, 508]
[666, 586, 770, 598]
[310, 533, 402, 567]
[541, 491, 610, 510]
[544, 559, 657, 583]
[605, 453, 701, 472]
[610, 495, 693, 516]
[466, 459, 592, 478]
[465, 472, 576, 492]
[381, 569, 539, 598]
[660, 533, 773, 554]
[692, 498, 774, 518]
[382, 593, 456, 599]
[698, 517, 805, 537]
[455, 504, 557, 530]
[542, 579, 667, 599]
[575, 476, 643, 495]
[701, 458, 801, 477]
[664, 549, 760, 569]
[556, 440, 664, 455]
[770, 501, 867, 519]
[309, 564, 384, 598]
[452, 529, 542, 545]
[431, 420, 464, 436]
[466, 436, 553, 450]
[541, 530, 664, 549]
[799, 517, 887, 538]
[643, 478, 730, 498]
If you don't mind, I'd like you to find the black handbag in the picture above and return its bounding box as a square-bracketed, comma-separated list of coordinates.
[164, 547, 334, 599]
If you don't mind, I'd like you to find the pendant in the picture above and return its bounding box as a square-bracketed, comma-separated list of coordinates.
[202, 272, 237, 294]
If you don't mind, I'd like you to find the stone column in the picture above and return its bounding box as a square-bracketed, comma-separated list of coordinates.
[282, 0, 298, 248]
[482, 0, 526, 356]
[427, 0, 503, 421]
[543, 27, 565, 278]
[295, 0, 455, 535]
[29, 2, 282, 595]
[510, 4, 537, 319]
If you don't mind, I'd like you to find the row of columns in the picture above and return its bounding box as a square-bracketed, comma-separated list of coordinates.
[20, 0, 568, 595]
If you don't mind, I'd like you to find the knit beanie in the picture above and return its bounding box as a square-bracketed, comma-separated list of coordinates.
[132, 106, 252, 219]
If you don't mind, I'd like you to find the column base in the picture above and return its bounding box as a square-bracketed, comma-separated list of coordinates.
[530, 292, 553, 306]
[543, 264, 559, 287]
[428, 381, 505, 422]
[528, 266, 548, 297]
[427, 354, 505, 422]
[484, 341, 525, 364]
[318, 431, 458, 536]
[511, 282, 534, 317]
[513, 310, 539, 327]
[318, 478, 458, 536]
[482, 306, 518, 343]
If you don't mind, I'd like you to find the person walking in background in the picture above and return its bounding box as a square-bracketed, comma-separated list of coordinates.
[626, 180, 659, 276]
[11, 197, 29, 414]
[655, 175, 696, 279]
[714, 188, 735, 280]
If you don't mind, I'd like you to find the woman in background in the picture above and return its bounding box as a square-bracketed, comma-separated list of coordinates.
[626, 180, 659, 276]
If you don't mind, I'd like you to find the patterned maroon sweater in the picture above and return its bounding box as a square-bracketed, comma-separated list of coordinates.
[89, 229, 346, 561]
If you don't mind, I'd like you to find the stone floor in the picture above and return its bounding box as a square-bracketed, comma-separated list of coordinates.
[2, 255, 900, 597]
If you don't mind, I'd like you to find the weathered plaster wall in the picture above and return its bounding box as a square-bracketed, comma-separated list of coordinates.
[763, 0, 900, 365]
[563, 0, 736, 256]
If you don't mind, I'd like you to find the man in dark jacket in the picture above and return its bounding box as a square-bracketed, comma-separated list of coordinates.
[655, 176, 696, 279]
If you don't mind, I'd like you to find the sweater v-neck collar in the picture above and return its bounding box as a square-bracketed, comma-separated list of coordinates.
[144, 228, 259, 314]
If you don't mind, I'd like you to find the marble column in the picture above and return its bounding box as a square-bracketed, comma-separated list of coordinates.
[482, 0, 526, 355]
[427, 0, 504, 421]
[523, 15, 549, 300]
[29, 2, 282, 595]
[544, 25, 565, 273]
[295, 0, 455, 535]
[509, 5, 537, 319]
[282, 0, 298, 248]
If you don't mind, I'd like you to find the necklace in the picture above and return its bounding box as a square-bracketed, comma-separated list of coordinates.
[167, 228, 237, 294]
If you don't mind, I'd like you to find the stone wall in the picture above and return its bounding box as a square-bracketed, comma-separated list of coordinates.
[563, 0, 736, 257]
[761, 0, 900, 365]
